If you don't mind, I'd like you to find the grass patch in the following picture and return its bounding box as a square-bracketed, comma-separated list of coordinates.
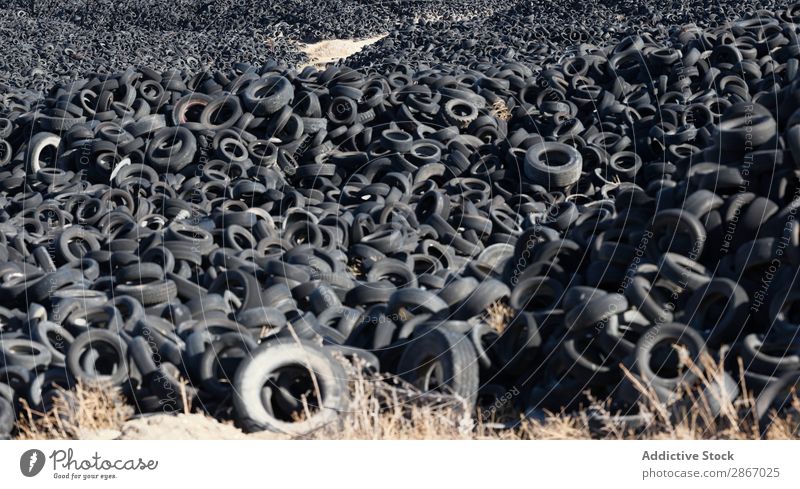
[490, 99, 512, 121]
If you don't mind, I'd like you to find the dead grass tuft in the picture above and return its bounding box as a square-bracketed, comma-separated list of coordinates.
[17, 383, 132, 440]
[347, 257, 364, 278]
[617, 352, 800, 440]
[490, 99, 512, 121]
[13, 354, 800, 440]
[484, 300, 514, 333]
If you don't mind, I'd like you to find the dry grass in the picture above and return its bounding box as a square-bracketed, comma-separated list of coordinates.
[308, 352, 800, 440]
[347, 257, 364, 279]
[484, 300, 514, 333]
[490, 99, 512, 121]
[16, 383, 132, 440]
[13, 355, 800, 440]
[614, 351, 800, 440]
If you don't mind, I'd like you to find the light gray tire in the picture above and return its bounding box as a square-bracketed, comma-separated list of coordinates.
[27, 132, 61, 173]
[233, 338, 348, 435]
[524, 142, 582, 188]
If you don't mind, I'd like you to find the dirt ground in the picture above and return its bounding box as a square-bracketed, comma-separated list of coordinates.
[82, 414, 286, 440]
[300, 35, 386, 68]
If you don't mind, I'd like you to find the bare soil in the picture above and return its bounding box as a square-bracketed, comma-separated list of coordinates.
[300, 35, 386, 68]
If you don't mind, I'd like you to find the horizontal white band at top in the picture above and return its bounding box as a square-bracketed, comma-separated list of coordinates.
[3, 440, 798, 488]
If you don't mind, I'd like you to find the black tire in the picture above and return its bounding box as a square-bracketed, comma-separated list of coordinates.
[115, 280, 177, 306]
[242, 76, 294, 116]
[649, 209, 707, 259]
[30, 321, 74, 368]
[625, 274, 675, 324]
[145, 126, 197, 173]
[658, 252, 711, 292]
[740, 334, 800, 376]
[0, 339, 52, 370]
[66, 329, 129, 386]
[635, 322, 706, 391]
[386, 288, 449, 317]
[756, 371, 800, 435]
[565, 293, 628, 332]
[453, 278, 510, 320]
[443, 99, 478, 126]
[684, 278, 748, 347]
[236, 307, 287, 331]
[127, 336, 158, 377]
[397, 328, 479, 407]
[0, 397, 14, 438]
[199, 332, 257, 398]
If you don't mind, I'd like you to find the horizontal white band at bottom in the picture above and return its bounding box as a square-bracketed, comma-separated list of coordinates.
[3, 440, 798, 488]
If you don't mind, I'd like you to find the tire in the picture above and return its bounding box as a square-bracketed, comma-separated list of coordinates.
[635, 322, 706, 391]
[437, 276, 478, 307]
[26, 132, 61, 173]
[127, 336, 158, 377]
[0, 339, 52, 370]
[716, 103, 776, 149]
[27, 269, 87, 303]
[625, 274, 674, 324]
[443, 99, 478, 126]
[740, 334, 800, 376]
[115, 280, 178, 306]
[0, 397, 14, 438]
[199, 332, 257, 398]
[658, 252, 711, 292]
[524, 142, 582, 188]
[397, 328, 479, 407]
[233, 338, 348, 435]
[115, 263, 165, 283]
[30, 321, 74, 368]
[564, 293, 628, 332]
[510, 277, 563, 312]
[242, 76, 294, 116]
[56, 226, 101, 264]
[650, 209, 707, 259]
[0, 366, 32, 394]
[66, 330, 129, 386]
[146, 126, 197, 172]
[453, 278, 510, 320]
[380, 129, 414, 153]
[684, 278, 748, 347]
[756, 371, 800, 435]
[236, 307, 287, 330]
[386, 288, 449, 317]
[209, 270, 263, 312]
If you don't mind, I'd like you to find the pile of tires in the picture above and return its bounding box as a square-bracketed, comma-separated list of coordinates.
[1, 3, 800, 439]
[350, 0, 783, 69]
[0, 10, 307, 90]
[4, 0, 499, 42]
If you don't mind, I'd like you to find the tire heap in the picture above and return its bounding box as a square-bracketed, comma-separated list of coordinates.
[7, 0, 499, 42]
[0, 0, 505, 90]
[1, 4, 800, 438]
[0, 9, 306, 91]
[349, 0, 783, 68]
